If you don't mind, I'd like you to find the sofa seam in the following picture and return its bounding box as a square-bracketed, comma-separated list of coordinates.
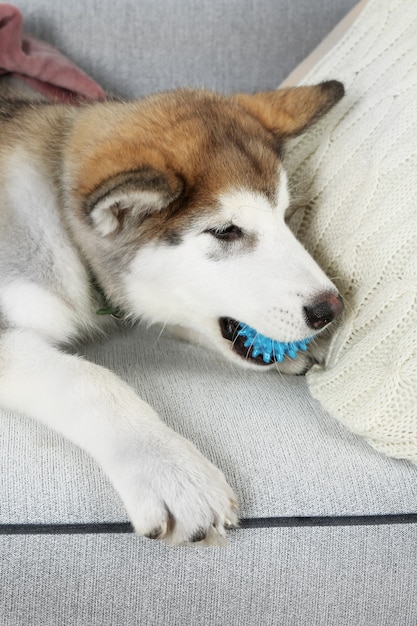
[1, 514, 417, 535]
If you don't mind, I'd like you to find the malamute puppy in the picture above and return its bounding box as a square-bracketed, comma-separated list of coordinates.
[0, 81, 344, 544]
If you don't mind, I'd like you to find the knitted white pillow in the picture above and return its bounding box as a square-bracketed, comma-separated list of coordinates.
[285, 0, 417, 463]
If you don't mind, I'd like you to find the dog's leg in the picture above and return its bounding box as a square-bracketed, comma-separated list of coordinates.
[0, 329, 237, 544]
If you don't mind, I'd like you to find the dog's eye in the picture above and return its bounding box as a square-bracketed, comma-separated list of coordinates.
[206, 224, 243, 242]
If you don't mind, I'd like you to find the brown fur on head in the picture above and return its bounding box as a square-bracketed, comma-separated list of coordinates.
[232, 80, 345, 138]
[65, 81, 344, 242]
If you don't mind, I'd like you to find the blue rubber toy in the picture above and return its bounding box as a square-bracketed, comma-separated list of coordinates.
[236, 323, 315, 364]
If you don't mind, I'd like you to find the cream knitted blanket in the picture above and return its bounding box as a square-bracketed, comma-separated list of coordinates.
[286, 0, 417, 463]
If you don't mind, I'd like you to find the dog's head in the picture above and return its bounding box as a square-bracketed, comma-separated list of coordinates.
[65, 82, 344, 370]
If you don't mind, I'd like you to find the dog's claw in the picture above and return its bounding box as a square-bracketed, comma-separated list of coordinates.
[224, 518, 236, 530]
[145, 527, 164, 540]
[190, 528, 207, 543]
[144, 515, 172, 540]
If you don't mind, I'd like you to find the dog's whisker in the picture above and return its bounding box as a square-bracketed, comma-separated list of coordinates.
[155, 315, 178, 344]
[245, 331, 258, 362]
[230, 323, 252, 360]
[155, 322, 169, 343]
[339, 296, 354, 315]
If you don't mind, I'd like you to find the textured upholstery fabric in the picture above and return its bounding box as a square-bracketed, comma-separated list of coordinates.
[20, 0, 357, 98]
[2, 526, 417, 626]
[287, 0, 417, 462]
[1, 325, 417, 525]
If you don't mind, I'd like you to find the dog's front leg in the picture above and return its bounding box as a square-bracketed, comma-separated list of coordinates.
[0, 329, 237, 544]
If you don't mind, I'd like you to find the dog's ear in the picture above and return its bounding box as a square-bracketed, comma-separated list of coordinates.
[233, 81, 344, 139]
[84, 168, 183, 236]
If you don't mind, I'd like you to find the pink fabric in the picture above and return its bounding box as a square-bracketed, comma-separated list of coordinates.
[0, 3, 105, 103]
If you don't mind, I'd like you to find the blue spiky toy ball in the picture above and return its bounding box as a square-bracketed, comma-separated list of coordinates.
[236, 323, 315, 364]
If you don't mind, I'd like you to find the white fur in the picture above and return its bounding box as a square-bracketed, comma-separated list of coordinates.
[91, 189, 164, 236]
[0, 281, 82, 343]
[0, 329, 236, 545]
[0, 149, 335, 545]
[124, 170, 336, 368]
[2, 154, 99, 338]
[0, 151, 238, 545]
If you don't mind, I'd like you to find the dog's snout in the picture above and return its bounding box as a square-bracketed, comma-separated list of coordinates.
[304, 292, 344, 331]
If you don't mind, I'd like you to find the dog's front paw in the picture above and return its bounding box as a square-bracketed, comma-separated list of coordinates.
[107, 430, 238, 546]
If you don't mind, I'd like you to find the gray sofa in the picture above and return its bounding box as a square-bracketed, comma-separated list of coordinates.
[2, 1, 417, 624]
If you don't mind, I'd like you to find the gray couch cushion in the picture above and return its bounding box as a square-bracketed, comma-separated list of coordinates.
[22, 0, 358, 97]
[1, 0, 416, 533]
[3, 526, 417, 626]
[2, 325, 417, 526]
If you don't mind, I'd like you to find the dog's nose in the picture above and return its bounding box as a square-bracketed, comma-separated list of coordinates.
[304, 292, 344, 331]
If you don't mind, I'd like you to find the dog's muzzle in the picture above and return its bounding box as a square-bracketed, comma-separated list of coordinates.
[219, 291, 344, 366]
